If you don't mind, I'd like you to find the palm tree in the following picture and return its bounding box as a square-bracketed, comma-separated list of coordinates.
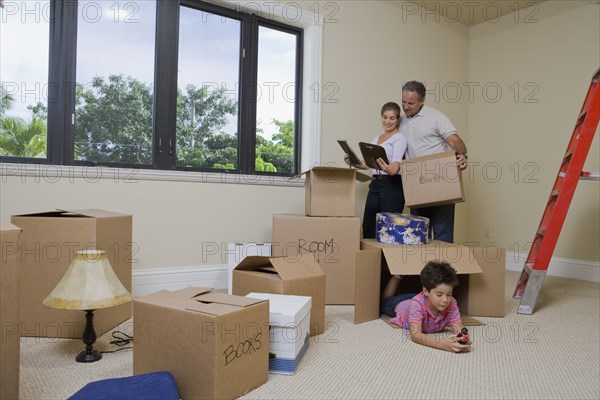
[0, 85, 14, 117]
[0, 84, 47, 157]
[0, 117, 47, 157]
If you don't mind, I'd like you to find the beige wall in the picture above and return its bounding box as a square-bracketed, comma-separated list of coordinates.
[468, 0, 600, 261]
[1, 0, 598, 269]
[318, 0, 470, 241]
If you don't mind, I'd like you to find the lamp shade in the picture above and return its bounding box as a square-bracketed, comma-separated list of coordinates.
[43, 250, 131, 310]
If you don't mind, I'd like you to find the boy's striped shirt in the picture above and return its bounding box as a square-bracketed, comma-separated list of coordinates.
[390, 291, 461, 332]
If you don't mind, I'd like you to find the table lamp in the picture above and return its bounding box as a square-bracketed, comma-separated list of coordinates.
[43, 249, 132, 363]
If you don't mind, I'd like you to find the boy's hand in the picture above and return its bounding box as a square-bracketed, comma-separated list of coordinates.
[445, 335, 471, 353]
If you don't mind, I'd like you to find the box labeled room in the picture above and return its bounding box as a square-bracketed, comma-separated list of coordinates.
[272, 214, 360, 305]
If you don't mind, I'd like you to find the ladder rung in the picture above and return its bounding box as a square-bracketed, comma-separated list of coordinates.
[563, 150, 573, 161]
[577, 109, 588, 122]
[536, 227, 546, 237]
[580, 171, 600, 181]
[550, 189, 560, 197]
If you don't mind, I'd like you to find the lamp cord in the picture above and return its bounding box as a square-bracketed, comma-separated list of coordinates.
[100, 331, 134, 354]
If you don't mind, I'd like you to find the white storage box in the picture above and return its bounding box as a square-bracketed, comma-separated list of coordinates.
[246, 292, 311, 374]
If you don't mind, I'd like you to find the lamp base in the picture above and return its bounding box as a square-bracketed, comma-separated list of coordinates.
[76, 310, 102, 363]
[76, 349, 102, 363]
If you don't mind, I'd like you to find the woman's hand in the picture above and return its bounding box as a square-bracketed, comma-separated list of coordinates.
[345, 153, 368, 170]
[376, 158, 400, 175]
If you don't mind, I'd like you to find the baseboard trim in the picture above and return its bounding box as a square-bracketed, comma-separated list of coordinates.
[132, 265, 228, 298]
[131, 254, 599, 297]
[506, 252, 600, 283]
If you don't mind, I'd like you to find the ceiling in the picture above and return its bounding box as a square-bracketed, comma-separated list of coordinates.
[398, 0, 548, 26]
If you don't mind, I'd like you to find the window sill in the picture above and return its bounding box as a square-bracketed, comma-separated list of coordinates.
[0, 163, 306, 187]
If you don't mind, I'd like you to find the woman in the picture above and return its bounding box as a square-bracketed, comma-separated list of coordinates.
[344, 102, 407, 238]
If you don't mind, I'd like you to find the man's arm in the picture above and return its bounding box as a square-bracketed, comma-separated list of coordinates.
[445, 134, 468, 170]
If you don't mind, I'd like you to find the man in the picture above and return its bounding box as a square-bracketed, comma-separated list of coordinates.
[400, 81, 468, 243]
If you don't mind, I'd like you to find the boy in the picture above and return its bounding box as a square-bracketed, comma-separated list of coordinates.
[381, 260, 472, 353]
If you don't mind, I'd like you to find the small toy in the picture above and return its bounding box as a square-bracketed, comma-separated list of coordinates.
[455, 327, 469, 345]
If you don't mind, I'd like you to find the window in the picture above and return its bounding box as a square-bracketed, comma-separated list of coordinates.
[74, 0, 157, 165]
[0, 0, 318, 178]
[0, 0, 50, 159]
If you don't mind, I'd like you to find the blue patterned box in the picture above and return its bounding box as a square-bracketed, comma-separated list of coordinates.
[376, 213, 430, 245]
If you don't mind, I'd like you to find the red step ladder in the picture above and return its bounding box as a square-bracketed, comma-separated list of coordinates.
[513, 67, 600, 315]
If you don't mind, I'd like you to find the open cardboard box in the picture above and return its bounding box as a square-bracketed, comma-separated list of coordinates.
[133, 288, 269, 400]
[402, 151, 465, 208]
[11, 209, 132, 338]
[232, 253, 326, 336]
[356, 240, 505, 324]
[294, 166, 371, 217]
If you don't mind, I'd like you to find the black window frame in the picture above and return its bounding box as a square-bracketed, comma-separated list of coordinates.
[0, 0, 304, 177]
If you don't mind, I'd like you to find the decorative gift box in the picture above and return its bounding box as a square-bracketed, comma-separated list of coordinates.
[376, 213, 430, 245]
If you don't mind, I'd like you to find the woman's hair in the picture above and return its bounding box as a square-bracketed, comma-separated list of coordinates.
[381, 102, 401, 128]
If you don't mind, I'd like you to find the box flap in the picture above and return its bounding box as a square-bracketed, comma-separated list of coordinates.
[363, 240, 482, 275]
[136, 287, 267, 316]
[270, 254, 325, 280]
[0, 223, 22, 232]
[59, 209, 131, 218]
[234, 255, 275, 272]
[292, 166, 371, 182]
[12, 209, 130, 219]
[354, 250, 381, 324]
[176, 287, 214, 298]
[196, 291, 267, 308]
[12, 210, 93, 218]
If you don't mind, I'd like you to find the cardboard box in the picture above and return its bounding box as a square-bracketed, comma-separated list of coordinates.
[134, 288, 269, 400]
[1, 223, 22, 400]
[11, 209, 132, 338]
[272, 214, 360, 304]
[232, 254, 326, 336]
[246, 292, 311, 375]
[402, 151, 465, 208]
[295, 166, 370, 217]
[359, 239, 505, 321]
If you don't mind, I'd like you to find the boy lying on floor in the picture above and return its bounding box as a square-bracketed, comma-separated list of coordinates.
[380, 260, 472, 353]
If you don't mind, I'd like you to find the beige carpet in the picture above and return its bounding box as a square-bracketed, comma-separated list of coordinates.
[19, 271, 600, 399]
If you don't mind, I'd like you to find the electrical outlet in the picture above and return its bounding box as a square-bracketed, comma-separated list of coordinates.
[484, 228, 491, 238]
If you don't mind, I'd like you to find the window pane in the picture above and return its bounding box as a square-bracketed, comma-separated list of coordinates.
[255, 26, 297, 174]
[74, 0, 156, 165]
[176, 6, 240, 170]
[0, 1, 50, 159]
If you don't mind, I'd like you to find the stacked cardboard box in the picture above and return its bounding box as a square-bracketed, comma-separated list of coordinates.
[246, 292, 311, 375]
[272, 167, 377, 306]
